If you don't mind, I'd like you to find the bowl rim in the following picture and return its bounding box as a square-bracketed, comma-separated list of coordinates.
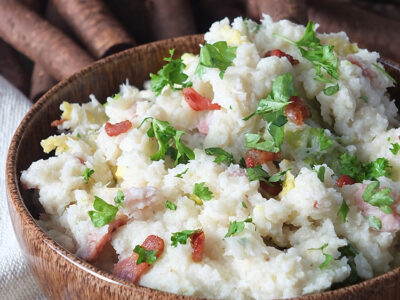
[5, 34, 400, 300]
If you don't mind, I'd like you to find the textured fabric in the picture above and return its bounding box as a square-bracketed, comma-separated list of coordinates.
[0, 75, 45, 300]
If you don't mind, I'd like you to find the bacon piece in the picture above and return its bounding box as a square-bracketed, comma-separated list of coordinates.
[245, 149, 280, 167]
[259, 181, 282, 198]
[114, 235, 164, 283]
[78, 213, 128, 262]
[265, 49, 299, 66]
[50, 118, 66, 127]
[105, 120, 132, 137]
[347, 55, 376, 83]
[190, 230, 205, 262]
[313, 201, 318, 209]
[337, 175, 355, 187]
[354, 184, 400, 232]
[284, 96, 309, 126]
[182, 87, 221, 111]
[123, 186, 160, 213]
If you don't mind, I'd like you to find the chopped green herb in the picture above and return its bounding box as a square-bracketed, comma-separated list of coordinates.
[112, 93, 121, 100]
[246, 165, 269, 182]
[332, 243, 361, 288]
[139, 118, 195, 165]
[388, 137, 391, 141]
[340, 154, 391, 182]
[150, 49, 192, 96]
[195, 41, 237, 79]
[239, 157, 247, 168]
[229, 105, 233, 110]
[193, 182, 213, 201]
[171, 229, 200, 247]
[76, 133, 81, 139]
[114, 189, 124, 208]
[362, 181, 394, 214]
[245, 133, 279, 153]
[205, 147, 235, 165]
[337, 200, 349, 223]
[225, 217, 253, 238]
[359, 95, 368, 103]
[268, 169, 290, 182]
[323, 83, 339, 96]
[165, 200, 177, 210]
[312, 128, 333, 151]
[241, 201, 248, 208]
[275, 21, 339, 90]
[175, 168, 188, 178]
[88, 196, 118, 228]
[133, 245, 157, 265]
[368, 216, 382, 230]
[83, 168, 94, 184]
[308, 243, 332, 269]
[390, 143, 400, 155]
[372, 63, 396, 84]
[314, 166, 325, 182]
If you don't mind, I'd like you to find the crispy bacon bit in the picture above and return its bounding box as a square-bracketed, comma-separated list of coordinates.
[265, 49, 299, 66]
[337, 175, 356, 188]
[182, 87, 221, 111]
[114, 235, 164, 283]
[313, 201, 318, 209]
[190, 230, 205, 262]
[79, 214, 128, 262]
[50, 119, 66, 127]
[105, 120, 132, 137]
[245, 149, 281, 167]
[259, 181, 282, 198]
[284, 96, 309, 126]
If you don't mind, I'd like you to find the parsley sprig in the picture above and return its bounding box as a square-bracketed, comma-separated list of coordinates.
[390, 143, 400, 155]
[88, 196, 118, 228]
[368, 216, 382, 230]
[114, 189, 124, 208]
[83, 168, 94, 184]
[308, 243, 332, 269]
[275, 21, 339, 95]
[139, 117, 195, 165]
[225, 217, 253, 237]
[133, 245, 157, 265]
[337, 200, 349, 223]
[246, 165, 289, 184]
[362, 181, 394, 214]
[193, 182, 213, 201]
[195, 41, 237, 79]
[150, 49, 192, 96]
[331, 243, 361, 288]
[340, 154, 391, 182]
[171, 229, 201, 247]
[205, 147, 235, 165]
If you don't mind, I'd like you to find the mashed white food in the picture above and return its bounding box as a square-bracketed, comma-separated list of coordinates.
[21, 15, 400, 299]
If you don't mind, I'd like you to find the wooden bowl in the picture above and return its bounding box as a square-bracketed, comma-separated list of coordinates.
[6, 34, 400, 300]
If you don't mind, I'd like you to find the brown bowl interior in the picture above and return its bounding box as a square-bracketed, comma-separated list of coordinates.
[6, 34, 400, 300]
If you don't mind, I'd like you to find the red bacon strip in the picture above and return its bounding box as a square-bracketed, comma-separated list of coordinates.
[183, 87, 221, 111]
[285, 96, 309, 126]
[245, 149, 281, 168]
[265, 49, 299, 66]
[114, 235, 164, 283]
[105, 120, 132, 137]
[337, 175, 356, 188]
[50, 118, 66, 127]
[190, 230, 205, 262]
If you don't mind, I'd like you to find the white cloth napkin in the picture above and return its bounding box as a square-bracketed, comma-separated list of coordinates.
[0, 75, 45, 300]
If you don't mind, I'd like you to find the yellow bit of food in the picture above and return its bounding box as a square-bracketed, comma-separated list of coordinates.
[40, 135, 69, 155]
[221, 25, 247, 46]
[189, 194, 203, 205]
[115, 166, 124, 180]
[281, 171, 295, 196]
[60, 101, 72, 120]
[181, 53, 196, 69]
[325, 37, 358, 56]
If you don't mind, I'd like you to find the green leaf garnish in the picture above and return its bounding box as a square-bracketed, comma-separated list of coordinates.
[241, 201, 248, 208]
[171, 229, 200, 247]
[275, 21, 339, 91]
[193, 182, 213, 201]
[175, 168, 188, 178]
[245, 165, 269, 182]
[340, 154, 391, 182]
[362, 181, 394, 214]
[114, 189, 124, 207]
[372, 63, 396, 84]
[338, 200, 349, 223]
[390, 143, 400, 155]
[205, 147, 235, 165]
[245, 133, 279, 153]
[83, 168, 94, 184]
[88, 196, 118, 228]
[133, 245, 157, 265]
[368, 216, 382, 230]
[225, 217, 253, 237]
[332, 243, 361, 288]
[314, 166, 325, 182]
[359, 95, 368, 103]
[268, 169, 290, 182]
[323, 83, 339, 96]
[165, 200, 177, 210]
[312, 129, 333, 151]
[195, 41, 237, 79]
[140, 118, 195, 165]
[308, 243, 332, 269]
[150, 49, 192, 96]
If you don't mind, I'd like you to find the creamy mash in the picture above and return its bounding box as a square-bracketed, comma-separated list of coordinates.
[21, 15, 400, 299]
